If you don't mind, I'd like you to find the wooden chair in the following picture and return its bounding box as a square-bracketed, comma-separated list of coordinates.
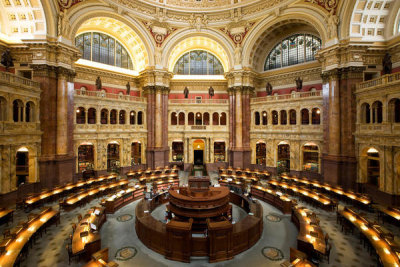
[71, 223, 77, 232]
[3, 229, 11, 239]
[77, 214, 82, 222]
[66, 244, 79, 265]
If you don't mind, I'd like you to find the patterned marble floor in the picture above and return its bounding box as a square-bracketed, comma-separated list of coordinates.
[0, 173, 398, 266]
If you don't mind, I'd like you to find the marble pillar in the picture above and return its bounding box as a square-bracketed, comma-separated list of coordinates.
[321, 67, 364, 189]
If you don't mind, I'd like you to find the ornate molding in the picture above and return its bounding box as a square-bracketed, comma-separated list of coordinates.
[220, 21, 255, 45]
[57, 0, 84, 11]
[142, 20, 177, 47]
[304, 0, 338, 14]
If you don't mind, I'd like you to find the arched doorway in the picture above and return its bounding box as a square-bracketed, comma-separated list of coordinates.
[193, 139, 205, 166]
[172, 141, 184, 162]
[16, 147, 29, 187]
[78, 143, 94, 173]
[131, 142, 142, 165]
[256, 142, 266, 165]
[366, 147, 380, 187]
[277, 142, 290, 174]
[107, 142, 120, 173]
[302, 143, 319, 173]
[214, 141, 226, 162]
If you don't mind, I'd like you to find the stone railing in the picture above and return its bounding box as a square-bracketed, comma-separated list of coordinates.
[0, 71, 40, 90]
[357, 72, 400, 90]
[169, 99, 229, 105]
[74, 89, 146, 103]
[251, 90, 322, 103]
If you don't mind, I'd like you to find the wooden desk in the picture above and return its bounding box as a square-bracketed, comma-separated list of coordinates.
[102, 186, 145, 213]
[72, 207, 106, 259]
[340, 207, 400, 267]
[378, 206, 400, 224]
[0, 209, 13, 225]
[292, 207, 326, 256]
[0, 208, 59, 267]
[251, 185, 292, 214]
[84, 248, 118, 267]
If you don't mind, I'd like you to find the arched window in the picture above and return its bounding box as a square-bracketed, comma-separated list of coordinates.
[203, 112, 210, 125]
[110, 110, 117, 124]
[255, 112, 260, 125]
[195, 112, 202, 125]
[280, 110, 287, 125]
[220, 112, 227, 125]
[137, 111, 143, 125]
[75, 32, 133, 70]
[213, 112, 219, 125]
[25, 101, 35, 122]
[372, 101, 383, 123]
[119, 110, 126, 124]
[173, 50, 224, 75]
[179, 112, 185, 125]
[0, 97, 6, 121]
[272, 110, 278, 125]
[262, 111, 268, 125]
[130, 111, 136, 124]
[312, 108, 321, 125]
[188, 112, 194, 125]
[171, 112, 177, 125]
[361, 103, 371, 123]
[264, 34, 322, 70]
[88, 108, 96, 124]
[13, 99, 23, 122]
[76, 107, 85, 124]
[289, 109, 296, 125]
[301, 109, 309, 125]
[101, 109, 108, 124]
[389, 98, 400, 123]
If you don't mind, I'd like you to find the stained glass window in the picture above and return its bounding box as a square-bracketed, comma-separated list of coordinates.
[173, 50, 224, 75]
[264, 34, 321, 71]
[75, 32, 133, 70]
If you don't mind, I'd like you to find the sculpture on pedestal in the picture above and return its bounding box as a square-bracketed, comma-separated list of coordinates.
[184, 87, 189, 98]
[126, 82, 131, 95]
[96, 76, 102, 90]
[382, 52, 392, 75]
[1, 49, 14, 71]
[209, 86, 214, 99]
[265, 82, 273, 96]
[295, 77, 303, 91]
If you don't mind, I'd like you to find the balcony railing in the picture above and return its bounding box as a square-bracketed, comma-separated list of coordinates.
[74, 89, 146, 102]
[358, 72, 400, 90]
[0, 71, 40, 89]
[251, 90, 322, 103]
[169, 99, 229, 104]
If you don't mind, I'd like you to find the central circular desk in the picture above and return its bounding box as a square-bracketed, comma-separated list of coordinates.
[135, 187, 263, 263]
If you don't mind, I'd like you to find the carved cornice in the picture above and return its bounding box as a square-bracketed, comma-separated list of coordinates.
[31, 64, 76, 81]
[304, 0, 338, 14]
[320, 66, 365, 82]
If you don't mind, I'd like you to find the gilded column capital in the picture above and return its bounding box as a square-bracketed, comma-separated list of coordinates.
[142, 85, 155, 95]
[31, 64, 58, 78]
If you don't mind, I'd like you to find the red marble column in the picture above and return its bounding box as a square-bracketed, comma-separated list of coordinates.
[32, 65, 75, 188]
[321, 67, 364, 189]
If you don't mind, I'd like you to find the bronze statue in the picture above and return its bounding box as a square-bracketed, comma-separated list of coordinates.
[265, 82, 273, 96]
[1, 49, 14, 71]
[184, 87, 189, 98]
[209, 86, 214, 99]
[295, 77, 303, 91]
[382, 52, 392, 75]
[95, 76, 102, 90]
[126, 81, 131, 95]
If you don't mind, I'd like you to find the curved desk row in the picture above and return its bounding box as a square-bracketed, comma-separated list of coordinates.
[268, 180, 335, 211]
[72, 207, 106, 260]
[219, 167, 270, 179]
[60, 180, 129, 211]
[251, 185, 293, 214]
[280, 174, 371, 207]
[0, 208, 13, 225]
[135, 191, 262, 263]
[291, 207, 326, 258]
[339, 207, 400, 267]
[126, 166, 179, 179]
[23, 175, 116, 210]
[101, 186, 146, 213]
[0, 207, 60, 267]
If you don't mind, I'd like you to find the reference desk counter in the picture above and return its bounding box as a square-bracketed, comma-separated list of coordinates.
[72, 207, 106, 260]
[340, 207, 400, 267]
[0, 207, 59, 267]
